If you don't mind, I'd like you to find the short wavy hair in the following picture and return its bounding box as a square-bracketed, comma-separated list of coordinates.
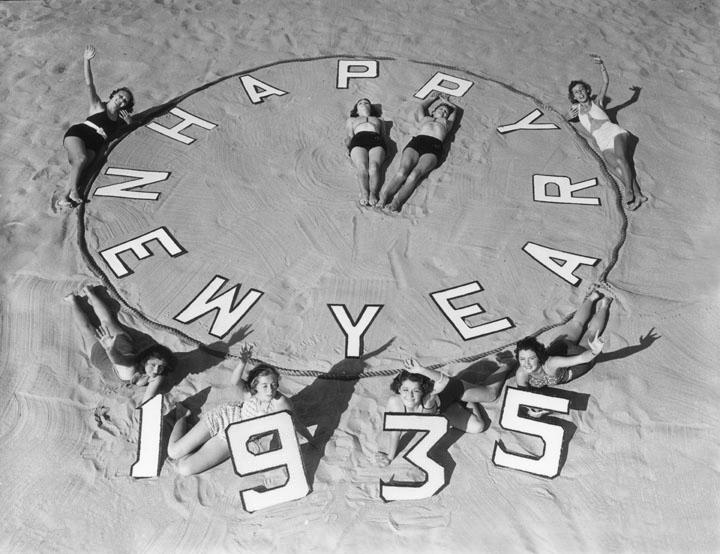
[247, 364, 280, 395]
[514, 336, 548, 365]
[136, 344, 175, 374]
[568, 80, 591, 104]
[110, 87, 135, 113]
[390, 370, 434, 396]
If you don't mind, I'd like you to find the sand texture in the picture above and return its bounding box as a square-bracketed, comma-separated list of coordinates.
[1, 1, 719, 553]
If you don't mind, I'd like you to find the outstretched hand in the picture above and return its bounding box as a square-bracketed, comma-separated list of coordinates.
[403, 358, 423, 374]
[589, 53, 604, 65]
[84, 45, 96, 61]
[119, 109, 132, 125]
[95, 324, 115, 348]
[589, 331, 605, 356]
[239, 343, 254, 363]
[375, 451, 391, 467]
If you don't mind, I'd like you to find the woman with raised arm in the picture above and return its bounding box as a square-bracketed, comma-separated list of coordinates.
[378, 92, 457, 212]
[345, 98, 386, 206]
[515, 289, 611, 390]
[567, 54, 646, 210]
[60, 45, 134, 208]
[64, 285, 174, 404]
[167, 348, 300, 476]
[375, 357, 510, 466]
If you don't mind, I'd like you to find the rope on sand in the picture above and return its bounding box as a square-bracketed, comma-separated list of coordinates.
[74, 57, 630, 381]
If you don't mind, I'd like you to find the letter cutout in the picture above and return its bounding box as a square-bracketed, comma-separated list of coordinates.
[328, 304, 383, 358]
[533, 175, 600, 205]
[379, 413, 448, 501]
[94, 168, 170, 200]
[492, 387, 570, 478]
[100, 227, 186, 278]
[430, 281, 514, 340]
[336, 60, 379, 88]
[173, 275, 263, 339]
[239, 75, 289, 104]
[146, 107, 217, 145]
[130, 394, 163, 478]
[226, 411, 309, 512]
[415, 71, 473, 99]
[496, 109, 560, 134]
[522, 242, 600, 286]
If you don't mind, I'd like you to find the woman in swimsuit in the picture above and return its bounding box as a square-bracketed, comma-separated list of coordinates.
[345, 98, 386, 206]
[64, 285, 174, 404]
[60, 45, 134, 208]
[515, 289, 610, 391]
[375, 357, 510, 466]
[567, 54, 646, 210]
[378, 92, 457, 212]
[167, 350, 297, 476]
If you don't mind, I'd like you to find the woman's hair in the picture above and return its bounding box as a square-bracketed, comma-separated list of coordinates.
[136, 344, 175, 374]
[567, 80, 591, 104]
[390, 370, 434, 396]
[432, 102, 454, 116]
[350, 98, 380, 117]
[514, 336, 548, 364]
[247, 364, 280, 395]
[109, 87, 135, 112]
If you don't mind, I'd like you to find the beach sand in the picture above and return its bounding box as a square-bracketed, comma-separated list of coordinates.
[1, 0, 718, 552]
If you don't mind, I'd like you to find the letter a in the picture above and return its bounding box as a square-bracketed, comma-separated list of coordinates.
[239, 75, 289, 104]
[522, 242, 599, 286]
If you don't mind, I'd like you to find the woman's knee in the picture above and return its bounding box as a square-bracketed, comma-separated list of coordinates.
[465, 416, 488, 434]
[175, 458, 197, 476]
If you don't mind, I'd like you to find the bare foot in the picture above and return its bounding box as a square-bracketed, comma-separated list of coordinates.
[175, 404, 190, 420]
[597, 296, 613, 310]
[63, 293, 77, 304]
[359, 196, 370, 207]
[587, 288, 603, 302]
[368, 193, 379, 206]
[386, 201, 401, 213]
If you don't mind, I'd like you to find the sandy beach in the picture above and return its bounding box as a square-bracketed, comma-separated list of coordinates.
[2, 1, 719, 552]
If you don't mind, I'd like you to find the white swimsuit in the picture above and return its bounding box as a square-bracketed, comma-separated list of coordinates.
[578, 102, 627, 151]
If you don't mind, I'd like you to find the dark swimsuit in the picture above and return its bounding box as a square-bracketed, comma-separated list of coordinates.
[348, 130, 385, 152]
[405, 134, 444, 158]
[64, 110, 124, 153]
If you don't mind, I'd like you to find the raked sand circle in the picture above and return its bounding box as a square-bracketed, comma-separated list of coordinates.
[82, 56, 624, 372]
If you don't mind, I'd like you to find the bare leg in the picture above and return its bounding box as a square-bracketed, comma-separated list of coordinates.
[63, 136, 95, 205]
[563, 289, 602, 344]
[378, 148, 418, 207]
[167, 405, 231, 475]
[84, 285, 124, 336]
[584, 296, 612, 343]
[388, 154, 438, 211]
[349, 147, 370, 205]
[615, 133, 647, 209]
[460, 362, 513, 404]
[63, 293, 97, 344]
[367, 146, 385, 205]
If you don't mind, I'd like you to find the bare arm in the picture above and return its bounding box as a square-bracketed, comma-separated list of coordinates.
[414, 92, 440, 121]
[83, 45, 103, 113]
[230, 344, 254, 392]
[344, 118, 354, 148]
[403, 358, 449, 394]
[590, 54, 610, 108]
[515, 368, 530, 387]
[141, 375, 164, 403]
[545, 332, 605, 371]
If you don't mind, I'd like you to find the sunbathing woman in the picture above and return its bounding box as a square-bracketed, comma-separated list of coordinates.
[60, 45, 134, 208]
[167, 353, 295, 476]
[515, 289, 610, 389]
[377, 92, 456, 212]
[375, 358, 509, 466]
[567, 54, 646, 210]
[345, 98, 386, 206]
[64, 285, 174, 404]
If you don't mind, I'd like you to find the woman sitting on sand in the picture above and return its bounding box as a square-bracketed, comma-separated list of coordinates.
[60, 45, 134, 208]
[64, 286, 174, 404]
[515, 288, 610, 389]
[377, 92, 457, 212]
[566, 54, 646, 210]
[345, 98, 386, 206]
[167, 352, 296, 476]
[376, 358, 509, 466]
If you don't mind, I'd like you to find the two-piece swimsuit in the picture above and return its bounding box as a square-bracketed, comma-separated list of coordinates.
[405, 117, 448, 159]
[64, 109, 124, 152]
[348, 117, 385, 153]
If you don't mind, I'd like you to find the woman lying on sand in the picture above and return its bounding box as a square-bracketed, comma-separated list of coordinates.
[515, 288, 610, 389]
[167, 350, 296, 475]
[377, 92, 457, 212]
[60, 45, 134, 208]
[64, 286, 174, 404]
[566, 54, 646, 210]
[345, 98, 386, 206]
[376, 358, 509, 466]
